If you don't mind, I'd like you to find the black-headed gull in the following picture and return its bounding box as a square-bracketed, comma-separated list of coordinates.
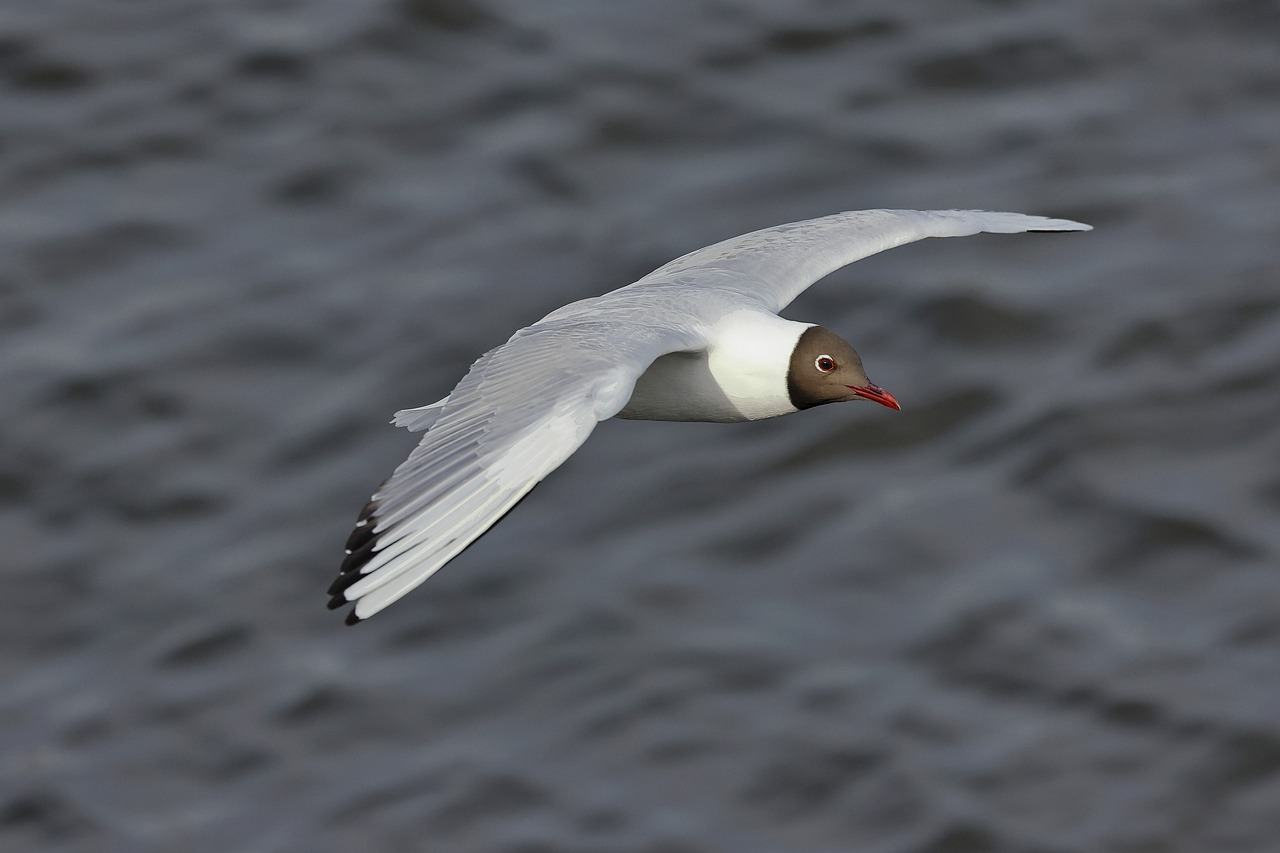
[330, 209, 1090, 623]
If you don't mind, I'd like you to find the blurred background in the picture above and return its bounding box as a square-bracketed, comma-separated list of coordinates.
[3, 1, 1279, 851]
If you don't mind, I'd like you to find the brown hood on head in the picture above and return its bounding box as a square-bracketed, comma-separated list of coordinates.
[786, 326, 898, 411]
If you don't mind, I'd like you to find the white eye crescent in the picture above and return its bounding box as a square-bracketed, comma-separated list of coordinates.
[815, 355, 836, 373]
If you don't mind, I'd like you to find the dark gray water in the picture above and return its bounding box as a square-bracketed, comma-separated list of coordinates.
[4, 1, 1280, 851]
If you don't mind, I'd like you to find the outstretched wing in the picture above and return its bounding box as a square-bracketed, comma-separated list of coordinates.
[329, 321, 702, 622]
[634, 209, 1090, 313]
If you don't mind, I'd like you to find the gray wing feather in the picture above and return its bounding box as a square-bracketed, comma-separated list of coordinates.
[336, 321, 702, 619]
[633, 209, 1091, 312]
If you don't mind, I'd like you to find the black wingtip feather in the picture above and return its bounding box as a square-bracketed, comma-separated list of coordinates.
[345, 517, 378, 553]
[340, 539, 377, 575]
[330, 493, 384, 622]
[345, 610, 362, 626]
[343, 497, 379, 549]
[344, 525, 374, 554]
[327, 566, 366, 597]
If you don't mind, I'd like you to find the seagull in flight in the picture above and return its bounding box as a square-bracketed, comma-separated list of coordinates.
[329, 209, 1090, 623]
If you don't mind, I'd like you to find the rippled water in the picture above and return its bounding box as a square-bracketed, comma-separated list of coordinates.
[3, 1, 1279, 851]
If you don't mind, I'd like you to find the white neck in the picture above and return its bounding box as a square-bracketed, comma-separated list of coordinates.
[706, 311, 813, 420]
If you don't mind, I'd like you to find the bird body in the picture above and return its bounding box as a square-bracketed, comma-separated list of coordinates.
[330, 209, 1090, 622]
[619, 310, 812, 422]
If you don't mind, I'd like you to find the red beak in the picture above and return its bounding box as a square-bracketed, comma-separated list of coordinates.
[848, 383, 901, 411]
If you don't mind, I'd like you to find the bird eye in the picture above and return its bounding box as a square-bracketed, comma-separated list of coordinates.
[815, 355, 836, 373]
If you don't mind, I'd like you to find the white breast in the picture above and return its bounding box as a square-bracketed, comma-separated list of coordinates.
[617, 311, 811, 423]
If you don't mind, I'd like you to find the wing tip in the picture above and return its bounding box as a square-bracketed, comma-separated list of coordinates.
[1027, 216, 1093, 232]
[325, 588, 368, 625]
[331, 497, 385, 622]
[936, 209, 1093, 233]
[327, 568, 362, 598]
